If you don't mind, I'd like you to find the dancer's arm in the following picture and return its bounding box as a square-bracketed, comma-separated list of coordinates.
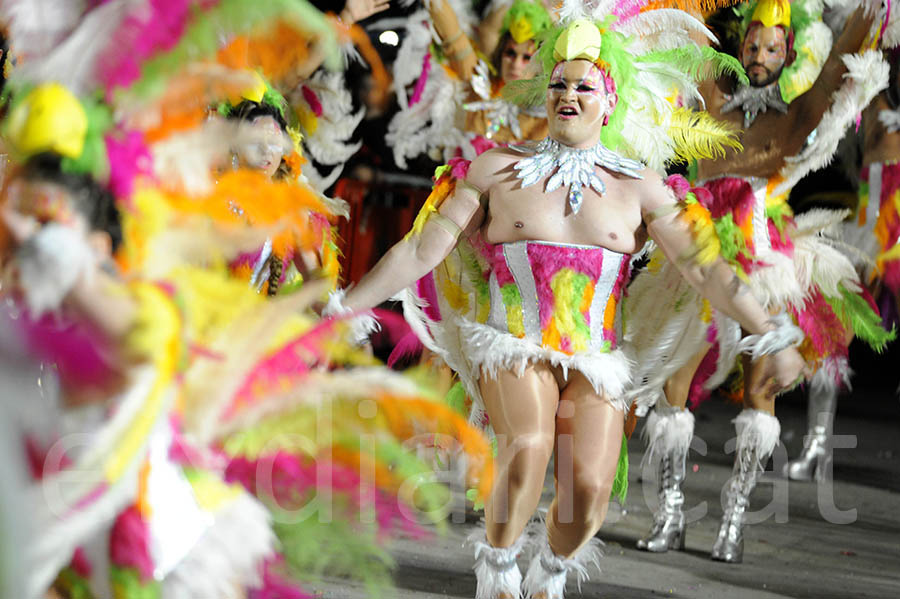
[641, 176, 805, 386]
[786, 6, 876, 154]
[342, 161, 492, 311]
[429, 0, 479, 80]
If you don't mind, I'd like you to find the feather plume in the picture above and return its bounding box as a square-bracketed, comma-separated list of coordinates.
[775, 50, 889, 196]
[667, 108, 742, 163]
[636, 45, 748, 87]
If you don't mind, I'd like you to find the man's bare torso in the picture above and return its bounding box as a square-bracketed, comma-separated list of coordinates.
[465, 147, 652, 254]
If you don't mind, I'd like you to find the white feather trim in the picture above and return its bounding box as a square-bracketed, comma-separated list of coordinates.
[523, 521, 603, 597]
[25, 366, 164, 598]
[878, 108, 900, 132]
[16, 223, 94, 316]
[882, 0, 900, 48]
[733, 408, 781, 468]
[457, 319, 633, 412]
[8, 0, 139, 95]
[624, 257, 711, 415]
[774, 50, 889, 196]
[812, 355, 853, 392]
[163, 491, 276, 598]
[1, 0, 88, 63]
[299, 70, 365, 171]
[618, 9, 716, 54]
[641, 402, 695, 462]
[387, 63, 469, 168]
[392, 12, 433, 108]
[704, 309, 742, 394]
[735, 313, 804, 359]
[322, 288, 381, 345]
[468, 528, 525, 599]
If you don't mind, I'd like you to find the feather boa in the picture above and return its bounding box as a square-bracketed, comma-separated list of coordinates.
[775, 50, 889, 196]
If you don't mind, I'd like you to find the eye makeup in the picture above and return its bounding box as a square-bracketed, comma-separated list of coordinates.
[547, 63, 605, 96]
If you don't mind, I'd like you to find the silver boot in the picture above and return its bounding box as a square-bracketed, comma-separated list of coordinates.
[711, 409, 780, 564]
[784, 366, 840, 482]
[636, 405, 694, 552]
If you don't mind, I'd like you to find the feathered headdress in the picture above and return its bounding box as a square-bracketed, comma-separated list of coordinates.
[502, 0, 553, 44]
[505, 0, 746, 170]
[735, 0, 833, 103]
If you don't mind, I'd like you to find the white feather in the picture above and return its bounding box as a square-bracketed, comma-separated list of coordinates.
[8, 0, 140, 95]
[16, 224, 94, 316]
[775, 50, 889, 196]
[617, 9, 716, 52]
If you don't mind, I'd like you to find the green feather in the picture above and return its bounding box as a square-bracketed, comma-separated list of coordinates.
[637, 45, 748, 87]
[271, 501, 396, 598]
[827, 285, 897, 352]
[610, 434, 629, 504]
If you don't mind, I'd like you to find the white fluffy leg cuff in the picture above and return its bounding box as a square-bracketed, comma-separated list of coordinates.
[733, 409, 781, 468]
[522, 525, 602, 599]
[468, 529, 526, 599]
[322, 288, 380, 345]
[642, 401, 695, 463]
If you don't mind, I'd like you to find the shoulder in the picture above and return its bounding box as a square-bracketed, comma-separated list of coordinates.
[634, 168, 675, 215]
[465, 145, 522, 191]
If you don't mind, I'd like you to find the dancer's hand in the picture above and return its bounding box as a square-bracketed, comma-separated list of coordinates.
[340, 0, 390, 24]
[760, 346, 806, 396]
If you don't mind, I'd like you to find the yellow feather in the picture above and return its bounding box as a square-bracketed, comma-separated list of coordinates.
[667, 109, 742, 164]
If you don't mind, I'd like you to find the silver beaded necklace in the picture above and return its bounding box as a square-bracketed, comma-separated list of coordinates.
[511, 137, 644, 214]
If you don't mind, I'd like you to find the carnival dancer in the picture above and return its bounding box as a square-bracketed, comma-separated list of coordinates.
[627, 0, 893, 563]
[387, 0, 552, 167]
[327, 2, 806, 596]
[786, 31, 900, 481]
[0, 1, 493, 597]
[220, 82, 344, 294]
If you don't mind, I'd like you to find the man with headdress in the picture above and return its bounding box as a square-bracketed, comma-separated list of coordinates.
[330, 2, 807, 595]
[629, 0, 892, 565]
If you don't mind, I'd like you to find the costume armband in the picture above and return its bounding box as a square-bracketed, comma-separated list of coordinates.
[736, 313, 803, 359]
[429, 212, 463, 240]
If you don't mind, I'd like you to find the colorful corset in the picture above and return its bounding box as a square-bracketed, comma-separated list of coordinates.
[476, 239, 630, 355]
[700, 176, 795, 277]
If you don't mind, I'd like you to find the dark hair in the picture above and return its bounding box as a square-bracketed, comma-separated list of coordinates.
[225, 100, 292, 180]
[21, 153, 122, 251]
[490, 32, 514, 79]
[225, 100, 289, 133]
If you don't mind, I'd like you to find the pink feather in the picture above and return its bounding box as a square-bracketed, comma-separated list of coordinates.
[700, 177, 756, 220]
[791, 289, 848, 359]
[300, 85, 323, 117]
[15, 310, 118, 390]
[95, 0, 194, 93]
[225, 452, 428, 540]
[249, 557, 314, 599]
[105, 130, 154, 200]
[109, 505, 155, 582]
[612, 0, 649, 21]
[408, 50, 432, 107]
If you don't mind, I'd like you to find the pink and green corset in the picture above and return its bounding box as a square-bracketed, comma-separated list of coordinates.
[474, 238, 631, 355]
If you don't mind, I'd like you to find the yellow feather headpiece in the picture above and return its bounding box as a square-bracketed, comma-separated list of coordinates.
[553, 19, 603, 63]
[6, 83, 88, 160]
[751, 0, 791, 29]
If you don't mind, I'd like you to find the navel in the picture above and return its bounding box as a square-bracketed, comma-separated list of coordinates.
[514, 221, 524, 229]
[609, 232, 618, 241]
